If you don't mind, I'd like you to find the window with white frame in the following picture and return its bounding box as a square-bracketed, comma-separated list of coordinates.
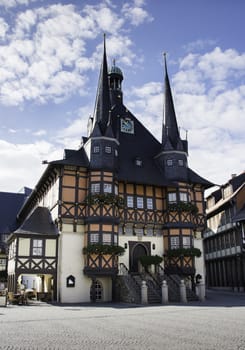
[104, 183, 112, 193]
[103, 233, 111, 244]
[32, 239, 43, 256]
[137, 197, 144, 209]
[0, 258, 6, 271]
[146, 198, 153, 210]
[168, 192, 177, 203]
[90, 233, 99, 244]
[91, 183, 100, 193]
[170, 236, 179, 249]
[93, 146, 100, 153]
[180, 192, 189, 202]
[127, 196, 134, 208]
[105, 146, 112, 154]
[167, 159, 173, 166]
[182, 236, 191, 248]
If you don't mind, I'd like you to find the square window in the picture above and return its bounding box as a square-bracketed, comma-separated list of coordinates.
[180, 192, 189, 202]
[178, 159, 184, 166]
[127, 196, 134, 208]
[167, 159, 173, 166]
[93, 146, 100, 153]
[183, 236, 191, 248]
[168, 192, 177, 203]
[105, 146, 112, 154]
[103, 233, 111, 244]
[170, 236, 179, 249]
[137, 197, 144, 209]
[104, 183, 112, 193]
[135, 158, 142, 166]
[91, 183, 100, 193]
[32, 239, 43, 256]
[90, 233, 99, 243]
[146, 198, 153, 210]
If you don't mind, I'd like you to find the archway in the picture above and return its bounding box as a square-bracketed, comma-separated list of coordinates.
[131, 244, 148, 272]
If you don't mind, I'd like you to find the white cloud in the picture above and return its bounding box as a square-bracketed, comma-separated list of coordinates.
[0, 0, 40, 8]
[0, 139, 62, 192]
[33, 129, 46, 136]
[122, 0, 153, 26]
[0, 17, 8, 39]
[0, 2, 147, 107]
[183, 39, 216, 52]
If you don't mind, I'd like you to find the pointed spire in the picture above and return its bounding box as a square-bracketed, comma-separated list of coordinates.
[105, 110, 115, 138]
[93, 33, 111, 134]
[162, 53, 180, 149]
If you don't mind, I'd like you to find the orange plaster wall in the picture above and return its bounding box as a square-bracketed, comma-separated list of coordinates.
[62, 188, 75, 202]
[62, 175, 76, 187]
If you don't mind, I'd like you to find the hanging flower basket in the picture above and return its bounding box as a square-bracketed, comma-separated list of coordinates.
[83, 244, 125, 256]
[139, 255, 163, 267]
[167, 202, 199, 214]
[84, 193, 124, 207]
[166, 247, 201, 258]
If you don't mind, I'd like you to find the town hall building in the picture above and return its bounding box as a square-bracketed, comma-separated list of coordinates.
[6, 38, 213, 303]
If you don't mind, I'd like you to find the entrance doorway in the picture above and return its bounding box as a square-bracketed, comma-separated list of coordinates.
[131, 244, 148, 272]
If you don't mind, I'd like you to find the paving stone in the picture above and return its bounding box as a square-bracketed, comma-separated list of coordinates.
[0, 290, 245, 350]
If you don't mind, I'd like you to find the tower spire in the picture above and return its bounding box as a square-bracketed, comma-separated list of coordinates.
[162, 53, 180, 149]
[93, 33, 111, 134]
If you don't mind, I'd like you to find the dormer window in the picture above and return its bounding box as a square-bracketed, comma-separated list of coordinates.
[93, 146, 100, 153]
[105, 146, 112, 154]
[135, 157, 142, 166]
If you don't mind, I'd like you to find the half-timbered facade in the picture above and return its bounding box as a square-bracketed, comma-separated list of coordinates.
[8, 207, 59, 301]
[9, 38, 213, 303]
[204, 172, 245, 291]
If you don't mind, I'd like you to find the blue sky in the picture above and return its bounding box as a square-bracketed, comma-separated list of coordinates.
[0, 0, 244, 193]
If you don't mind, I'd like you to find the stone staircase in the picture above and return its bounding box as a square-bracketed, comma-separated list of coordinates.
[116, 263, 199, 304]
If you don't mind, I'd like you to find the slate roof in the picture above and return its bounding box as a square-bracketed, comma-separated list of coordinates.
[50, 147, 89, 167]
[15, 207, 58, 236]
[0, 191, 30, 233]
[233, 204, 245, 222]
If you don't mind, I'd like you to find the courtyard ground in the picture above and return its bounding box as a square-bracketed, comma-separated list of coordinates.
[0, 289, 245, 350]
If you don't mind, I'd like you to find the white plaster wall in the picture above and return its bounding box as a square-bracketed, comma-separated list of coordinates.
[194, 235, 205, 280]
[58, 227, 90, 303]
[118, 235, 164, 270]
[58, 225, 113, 303]
[97, 277, 112, 302]
[7, 258, 15, 274]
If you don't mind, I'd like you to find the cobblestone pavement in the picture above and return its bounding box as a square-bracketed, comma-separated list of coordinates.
[1, 290, 245, 350]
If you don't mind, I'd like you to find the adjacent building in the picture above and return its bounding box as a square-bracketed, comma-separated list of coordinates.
[6, 38, 213, 303]
[0, 188, 31, 288]
[204, 172, 245, 291]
